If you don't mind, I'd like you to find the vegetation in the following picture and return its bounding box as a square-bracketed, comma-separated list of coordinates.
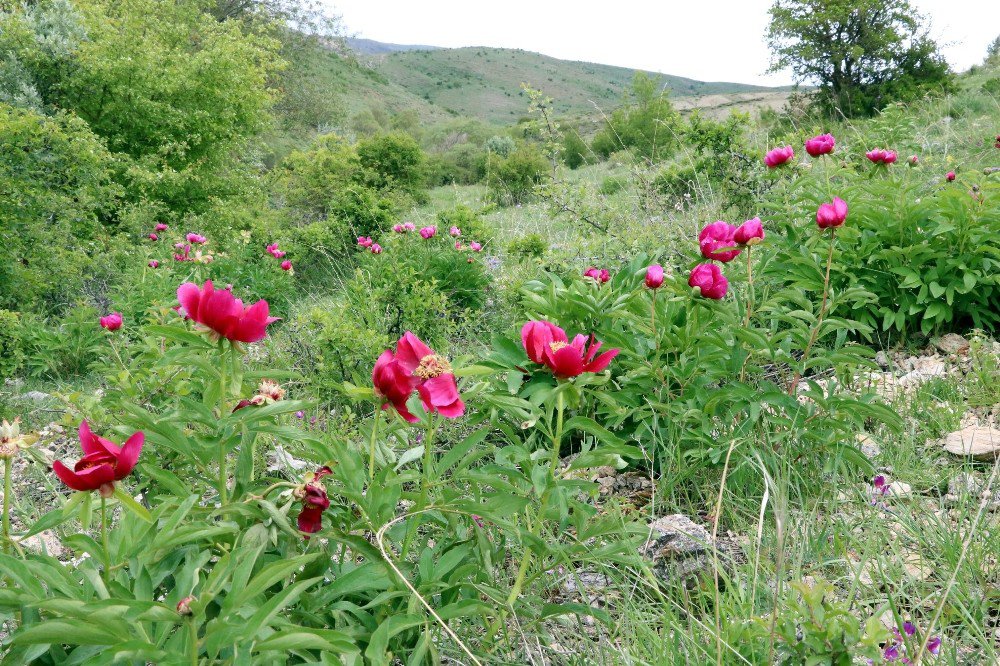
[2, 0, 1000, 663]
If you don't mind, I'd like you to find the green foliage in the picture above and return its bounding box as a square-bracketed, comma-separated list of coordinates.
[561, 129, 590, 169]
[21, 307, 105, 380]
[591, 72, 681, 161]
[484, 134, 515, 157]
[435, 204, 494, 244]
[485, 144, 550, 206]
[0, 309, 23, 379]
[424, 143, 485, 186]
[598, 174, 629, 196]
[507, 234, 548, 260]
[356, 131, 428, 203]
[767, 0, 953, 117]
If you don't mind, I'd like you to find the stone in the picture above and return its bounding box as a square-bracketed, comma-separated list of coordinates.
[19, 391, 50, 402]
[267, 444, 310, 472]
[888, 481, 912, 498]
[945, 472, 1000, 508]
[857, 433, 881, 459]
[640, 514, 736, 584]
[21, 530, 66, 559]
[942, 426, 1000, 461]
[897, 358, 946, 387]
[875, 351, 890, 369]
[933, 333, 970, 356]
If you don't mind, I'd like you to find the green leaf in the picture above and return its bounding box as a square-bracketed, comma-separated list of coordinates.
[113, 487, 152, 523]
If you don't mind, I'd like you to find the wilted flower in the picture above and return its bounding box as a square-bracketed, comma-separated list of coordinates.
[176, 596, 195, 616]
[177, 280, 279, 343]
[469, 242, 482, 252]
[370, 243, 382, 254]
[699, 221, 742, 262]
[280, 260, 293, 271]
[449, 226, 461, 236]
[248, 380, 285, 406]
[734, 217, 765, 246]
[816, 197, 848, 229]
[866, 148, 897, 165]
[805, 133, 835, 157]
[100, 312, 123, 331]
[0, 418, 34, 459]
[186, 233, 207, 245]
[688, 263, 728, 299]
[357, 236, 373, 248]
[764, 145, 794, 168]
[52, 421, 143, 496]
[295, 466, 332, 536]
[154, 223, 168, 232]
[148, 260, 159, 268]
[645, 264, 664, 289]
[520, 320, 619, 379]
[583, 267, 611, 283]
[945, 170, 956, 182]
[419, 226, 437, 239]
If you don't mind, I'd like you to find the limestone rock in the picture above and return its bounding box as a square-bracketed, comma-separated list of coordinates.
[942, 426, 1000, 461]
[640, 514, 737, 584]
[934, 333, 970, 356]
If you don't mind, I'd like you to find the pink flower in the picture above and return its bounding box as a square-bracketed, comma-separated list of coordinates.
[865, 148, 897, 164]
[394, 332, 465, 419]
[149, 233, 158, 241]
[909, 155, 919, 166]
[454, 241, 464, 250]
[176, 280, 279, 343]
[370, 243, 382, 254]
[583, 267, 611, 283]
[186, 233, 207, 245]
[946, 171, 956, 182]
[469, 242, 482, 252]
[392, 224, 405, 233]
[699, 221, 742, 263]
[52, 421, 143, 496]
[816, 197, 848, 229]
[266, 243, 285, 258]
[99, 312, 123, 331]
[372, 349, 421, 422]
[154, 223, 168, 232]
[449, 226, 461, 236]
[644, 264, 664, 289]
[805, 133, 835, 157]
[280, 260, 292, 271]
[419, 226, 437, 239]
[764, 145, 794, 168]
[148, 260, 159, 268]
[688, 263, 728, 299]
[520, 320, 618, 379]
[403, 222, 416, 231]
[734, 217, 765, 246]
[357, 236, 373, 248]
[521, 320, 566, 364]
[927, 636, 942, 655]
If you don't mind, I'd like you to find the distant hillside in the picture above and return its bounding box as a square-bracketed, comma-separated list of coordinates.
[358, 44, 791, 123]
[346, 38, 441, 56]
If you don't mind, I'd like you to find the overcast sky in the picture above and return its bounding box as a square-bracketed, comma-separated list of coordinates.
[323, 0, 999, 86]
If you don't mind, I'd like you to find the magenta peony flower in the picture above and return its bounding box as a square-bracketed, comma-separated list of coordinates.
[280, 260, 292, 271]
[699, 221, 742, 262]
[805, 133, 835, 157]
[372, 349, 421, 422]
[149, 233, 158, 241]
[370, 243, 382, 254]
[764, 145, 794, 168]
[583, 267, 611, 283]
[688, 263, 728, 299]
[296, 466, 332, 536]
[154, 223, 168, 232]
[946, 170, 956, 181]
[521, 320, 618, 379]
[99, 312, 123, 331]
[645, 264, 664, 289]
[392, 224, 405, 233]
[469, 242, 482, 252]
[816, 197, 848, 229]
[734, 217, 765, 246]
[866, 148, 897, 165]
[419, 226, 437, 239]
[403, 222, 416, 231]
[266, 243, 286, 258]
[186, 233, 207, 245]
[53, 421, 143, 496]
[449, 226, 461, 237]
[909, 155, 919, 166]
[148, 260, 159, 268]
[176, 280, 279, 343]
[357, 236, 373, 248]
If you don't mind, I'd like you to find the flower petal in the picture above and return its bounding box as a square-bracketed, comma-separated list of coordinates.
[53, 460, 116, 492]
[115, 431, 144, 479]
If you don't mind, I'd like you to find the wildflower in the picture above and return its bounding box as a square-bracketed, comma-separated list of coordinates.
[149, 233, 158, 241]
[945, 171, 956, 182]
[148, 260, 159, 268]
[392, 224, 405, 233]
[472, 514, 485, 528]
[734, 217, 765, 246]
[455, 241, 464, 251]
[176, 280, 279, 343]
[372, 349, 420, 422]
[403, 222, 416, 231]
[903, 621, 916, 637]
[764, 145, 794, 168]
[699, 221, 742, 262]
[249, 380, 285, 406]
[816, 197, 848, 229]
[419, 226, 437, 239]
[645, 264, 664, 289]
[469, 242, 482, 252]
[370, 243, 382, 255]
[99, 312, 123, 331]
[295, 466, 332, 536]
[176, 596, 195, 616]
[281, 260, 292, 271]
[883, 642, 901, 662]
[866, 148, 897, 165]
[688, 263, 728, 299]
[927, 636, 941, 655]
[357, 236, 373, 248]
[266, 243, 285, 258]
[520, 320, 619, 379]
[449, 226, 461, 236]
[909, 155, 919, 166]
[295, 410, 305, 419]
[186, 233, 207, 245]
[52, 421, 143, 496]
[805, 133, 835, 157]
[583, 267, 611, 283]
[154, 223, 169, 232]
[394, 332, 465, 419]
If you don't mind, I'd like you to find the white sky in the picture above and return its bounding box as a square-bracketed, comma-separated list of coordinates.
[323, 0, 999, 86]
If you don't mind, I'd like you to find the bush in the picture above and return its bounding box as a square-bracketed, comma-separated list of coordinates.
[507, 233, 547, 259]
[424, 143, 485, 186]
[484, 134, 515, 157]
[21, 307, 105, 380]
[436, 205, 494, 244]
[599, 174, 629, 195]
[485, 144, 550, 206]
[0, 309, 23, 379]
[591, 72, 681, 161]
[561, 129, 589, 169]
[356, 131, 428, 203]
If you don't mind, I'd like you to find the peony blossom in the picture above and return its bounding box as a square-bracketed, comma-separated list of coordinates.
[946, 171, 956, 182]
[454, 241, 463, 250]
[520, 320, 618, 379]
[154, 223, 168, 232]
[699, 221, 742, 262]
[469, 242, 482, 252]
[99, 312, 123, 331]
[909, 155, 919, 166]
[804, 133, 835, 157]
[644, 264, 664, 289]
[688, 263, 728, 299]
[865, 148, 897, 165]
[357, 236, 373, 248]
[186, 233, 207, 245]
[373, 333, 464, 422]
[449, 226, 461, 237]
[583, 267, 611, 283]
[392, 224, 406, 233]
[148, 260, 159, 268]
[280, 260, 292, 271]
[53, 421, 143, 496]
[403, 222, 416, 231]
[816, 197, 848, 229]
[296, 466, 332, 536]
[419, 226, 437, 239]
[764, 145, 794, 168]
[372, 349, 421, 422]
[734, 217, 765, 246]
[266, 243, 286, 258]
[370, 243, 382, 254]
[176, 280, 279, 343]
[149, 233, 158, 241]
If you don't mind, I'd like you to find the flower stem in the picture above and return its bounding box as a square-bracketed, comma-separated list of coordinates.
[789, 228, 836, 395]
[548, 390, 565, 477]
[217, 340, 229, 505]
[650, 289, 659, 352]
[401, 417, 438, 559]
[368, 408, 382, 480]
[743, 246, 754, 327]
[100, 496, 110, 583]
[188, 619, 199, 665]
[2, 457, 11, 554]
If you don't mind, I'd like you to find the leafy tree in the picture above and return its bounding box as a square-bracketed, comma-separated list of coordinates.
[986, 34, 1000, 65]
[356, 131, 427, 202]
[591, 72, 680, 161]
[561, 129, 589, 169]
[767, 0, 953, 117]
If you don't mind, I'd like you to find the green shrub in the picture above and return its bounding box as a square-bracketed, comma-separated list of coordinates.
[0, 309, 23, 379]
[507, 233, 547, 259]
[436, 204, 494, 244]
[561, 129, 589, 169]
[356, 131, 428, 203]
[21, 307, 105, 380]
[599, 174, 629, 195]
[485, 144, 550, 206]
[484, 134, 515, 157]
[424, 143, 485, 186]
[591, 72, 681, 161]
[980, 77, 1000, 96]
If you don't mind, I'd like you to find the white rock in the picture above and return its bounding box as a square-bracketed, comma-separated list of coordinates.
[942, 426, 1000, 461]
[887, 481, 912, 498]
